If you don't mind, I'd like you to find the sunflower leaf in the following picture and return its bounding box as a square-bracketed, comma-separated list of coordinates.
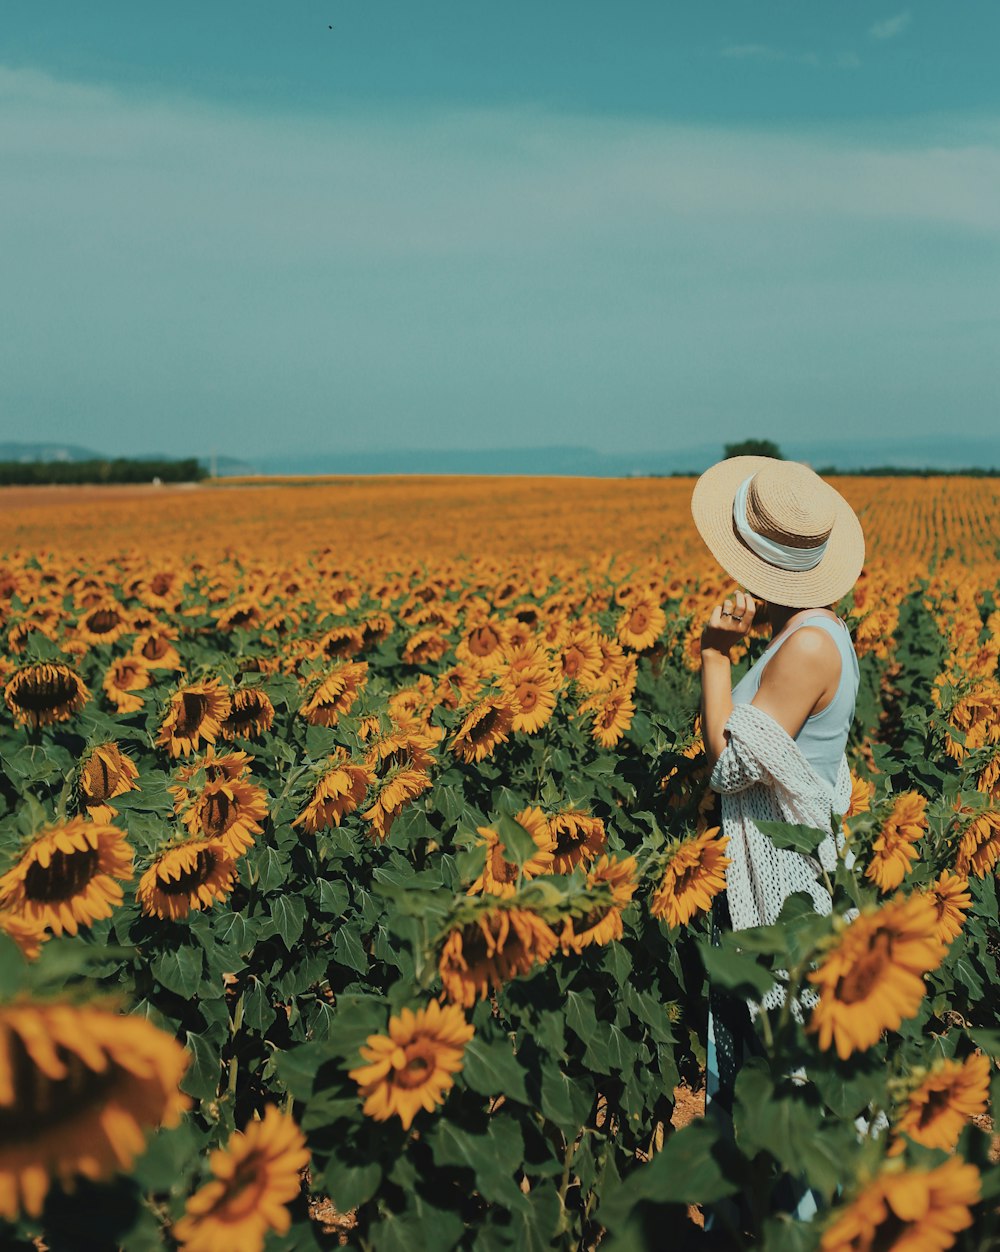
[755, 820, 830, 854]
[495, 811, 541, 867]
[461, 1034, 530, 1105]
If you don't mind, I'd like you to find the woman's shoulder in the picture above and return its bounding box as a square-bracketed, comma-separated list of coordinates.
[759, 624, 842, 685]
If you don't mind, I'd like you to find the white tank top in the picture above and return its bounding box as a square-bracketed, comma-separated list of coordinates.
[730, 614, 860, 791]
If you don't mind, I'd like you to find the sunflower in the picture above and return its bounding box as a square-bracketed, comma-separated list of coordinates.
[616, 597, 667, 652]
[557, 631, 604, 686]
[78, 741, 140, 821]
[919, 869, 972, 945]
[4, 662, 90, 728]
[449, 695, 515, 763]
[466, 807, 556, 897]
[137, 840, 238, 920]
[582, 686, 636, 749]
[364, 724, 440, 775]
[312, 624, 365, 661]
[75, 601, 132, 647]
[560, 854, 638, 953]
[0, 909, 48, 960]
[168, 747, 255, 808]
[292, 757, 375, 833]
[500, 663, 558, 734]
[843, 771, 875, 838]
[0, 1000, 190, 1220]
[819, 1156, 980, 1252]
[102, 656, 152, 714]
[214, 599, 264, 632]
[434, 663, 481, 711]
[361, 768, 432, 841]
[548, 809, 607, 874]
[438, 906, 559, 1007]
[456, 619, 507, 670]
[0, 818, 134, 937]
[220, 686, 275, 741]
[347, 1000, 474, 1131]
[864, 791, 928, 893]
[402, 627, 450, 666]
[953, 805, 1000, 878]
[157, 679, 232, 758]
[298, 661, 368, 727]
[179, 776, 269, 857]
[887, 1052, 992, 1157]
[806, 892, 947, 1062]
[130, 628, 182, 671]
[650, 827, 730, 929]
[172, 1106, 309, 1252]
[386, 675, 437, 724]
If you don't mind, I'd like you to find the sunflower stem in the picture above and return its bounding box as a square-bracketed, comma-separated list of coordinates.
[227, 990, 245, 1099]
[758, 1005, 775, 1052]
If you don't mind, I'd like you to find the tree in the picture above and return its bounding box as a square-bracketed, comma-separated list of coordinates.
[723, 438, 783, 460]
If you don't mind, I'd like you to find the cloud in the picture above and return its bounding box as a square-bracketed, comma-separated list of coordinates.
[870, 11, 911, 39]
[0, 65, 998, 455]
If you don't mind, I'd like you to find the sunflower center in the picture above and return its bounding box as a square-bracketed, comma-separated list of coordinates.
[226, 696, 266, 730]
[150, 573, 175, 595]
[12, 668, 79, 712]
[916, 1086, 953, 1128]
[177, 692, 210, 735]
[579, 905, 610, 930]
[392, 1045, 435, 1090]
[836, 932, 893, 1004]
[0, 1035, 116, 1143]
[671, 860, 701, 896]
[563, 650, 583, 677]
[202, 792, 235, 835]
[228, 608, 256, 627]
[212, 1152, 274, 1220]
[471, 708, 502, 742]
[553, 827, 582, 856]
[156, 850, 218, 896]
[24, 848, 99, 902]
[489, 846, 520, 884]
[598, 701, 622, 729]
[86, 609, 122, 634]
[469, 627, 500, 657]
[517, 684, 539, 711]
[141, 636, 170, 660]
[84, 754, 115, 800]
[628, 608, 649, 632]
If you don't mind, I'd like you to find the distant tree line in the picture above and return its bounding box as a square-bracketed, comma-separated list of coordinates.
[0, 458, 208, 486]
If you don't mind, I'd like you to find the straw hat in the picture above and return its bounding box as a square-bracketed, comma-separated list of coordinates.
[690, 456, 865, 608]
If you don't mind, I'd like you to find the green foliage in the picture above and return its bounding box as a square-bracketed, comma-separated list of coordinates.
[0, 556, 997, 1250]
[723, 438, 784, 460]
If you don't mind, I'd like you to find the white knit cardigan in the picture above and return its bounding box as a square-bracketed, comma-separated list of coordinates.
[709, 701, 858, 1021]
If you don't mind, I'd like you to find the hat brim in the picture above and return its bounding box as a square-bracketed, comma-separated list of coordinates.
[690, 456, 865, 608]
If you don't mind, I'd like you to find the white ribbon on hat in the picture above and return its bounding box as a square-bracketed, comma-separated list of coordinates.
[732, 475, 829, 572]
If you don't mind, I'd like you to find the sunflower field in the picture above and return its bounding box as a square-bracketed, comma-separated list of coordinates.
[1, 475, 999, 1251]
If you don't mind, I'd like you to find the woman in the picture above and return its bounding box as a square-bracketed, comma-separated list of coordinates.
[689, 456, 866, 1233]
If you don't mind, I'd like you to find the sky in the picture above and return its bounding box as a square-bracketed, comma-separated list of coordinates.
[2, 1, 999, 461]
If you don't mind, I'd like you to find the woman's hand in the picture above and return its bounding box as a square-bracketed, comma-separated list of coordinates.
[701, 590, 756, 660]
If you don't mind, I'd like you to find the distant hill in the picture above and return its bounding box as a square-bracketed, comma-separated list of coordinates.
[0, 443, 258, 477]
[0, 441, 104, 463]
[256, 437, 1000, 477]
[3, 437, 996, 478]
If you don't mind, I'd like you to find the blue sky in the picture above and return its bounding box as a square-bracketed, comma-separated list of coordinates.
[2, 1, 999, 460]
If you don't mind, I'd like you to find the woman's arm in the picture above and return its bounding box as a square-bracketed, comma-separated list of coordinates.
[700, 589, 755, 766]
